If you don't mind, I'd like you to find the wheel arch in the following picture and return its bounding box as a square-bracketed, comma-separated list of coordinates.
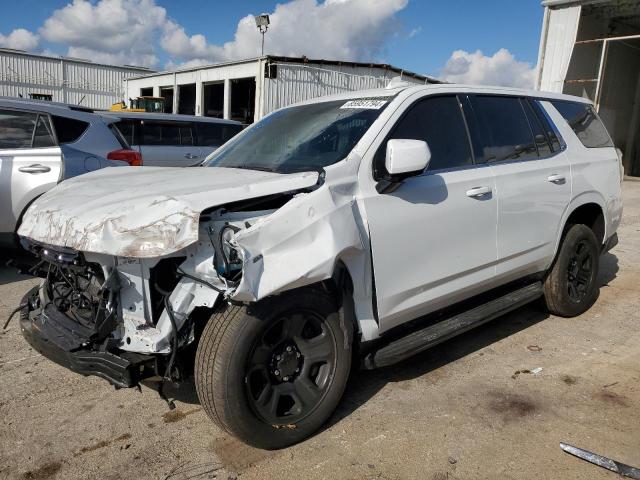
[554, 192, 607, 259]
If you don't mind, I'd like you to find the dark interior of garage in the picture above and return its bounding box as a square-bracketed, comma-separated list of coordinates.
[160, 87, 174, 113]
[230, 77, 256, 124]
[564, 2, 640, 176]
[178, 83, 196, 115]
[139, 87, 153, 97]
[203, 82, 224, 118]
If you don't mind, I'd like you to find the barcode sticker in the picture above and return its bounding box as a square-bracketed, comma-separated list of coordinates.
[340, 99, 388, 110]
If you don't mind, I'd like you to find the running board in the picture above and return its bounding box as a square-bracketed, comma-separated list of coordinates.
[363, 282, 543, 369]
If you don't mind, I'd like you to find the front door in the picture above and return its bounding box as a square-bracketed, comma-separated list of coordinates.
[362, 95, 498, 332]
[138, 120, 202, 167]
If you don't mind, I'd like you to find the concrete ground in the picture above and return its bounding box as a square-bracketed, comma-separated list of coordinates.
[1, 183, 639, 480]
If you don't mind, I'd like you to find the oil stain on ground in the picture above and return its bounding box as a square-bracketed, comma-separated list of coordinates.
[487, 391, 539, 422]
[594, 390, 629, 407]
[162, 407, 202, 423]
[21, 461, 61, 479]
[74, 433, 132, 456]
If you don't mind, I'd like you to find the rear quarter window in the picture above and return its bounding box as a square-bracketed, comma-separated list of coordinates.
[51, 115, 89, 144]
[550, 101, 613, 148]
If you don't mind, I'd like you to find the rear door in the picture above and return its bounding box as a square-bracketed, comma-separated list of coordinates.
[464, 95, 571, 280]
[138, 120, 202, 167]
[0, 109, 61, 235]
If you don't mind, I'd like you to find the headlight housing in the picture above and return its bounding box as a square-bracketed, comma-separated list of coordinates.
[217, 224, 242, 277]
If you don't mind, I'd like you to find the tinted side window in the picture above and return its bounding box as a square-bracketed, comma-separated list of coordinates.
[179, 125, 194, 146]
[551, 101, 613, 148]
[521, 100, 552, 158]
[51, 115, 89, 144]
[468, 96, 537, 163]
[32, 115, 56, 148]
[142, 121, 180, 145]
[196, 123, 243, 146]
[0, 109, 38, 148]
[375, 95, 472, 176]
[530, 100, 563, 152]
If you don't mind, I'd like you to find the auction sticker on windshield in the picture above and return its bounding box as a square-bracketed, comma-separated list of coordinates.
[340, 98, 388, 109]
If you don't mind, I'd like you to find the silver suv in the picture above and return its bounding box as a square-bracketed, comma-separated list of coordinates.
[0, 98, 140, 248]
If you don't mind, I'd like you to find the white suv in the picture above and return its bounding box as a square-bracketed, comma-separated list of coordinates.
[16, 83, 623, 449]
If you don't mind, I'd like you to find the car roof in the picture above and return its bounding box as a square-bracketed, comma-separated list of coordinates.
[0, 96, 115, 123]
[101, 111, 242, 125]
[288, 82, 593, 108]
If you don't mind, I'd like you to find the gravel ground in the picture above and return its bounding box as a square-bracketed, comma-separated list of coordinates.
[0, 182, 639, 480]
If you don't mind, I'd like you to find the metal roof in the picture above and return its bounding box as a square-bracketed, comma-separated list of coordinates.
[0, 48, 153, 72]
[126, 55, 441, 83]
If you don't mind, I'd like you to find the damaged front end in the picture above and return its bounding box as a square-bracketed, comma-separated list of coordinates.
[17, 201, 296, 390]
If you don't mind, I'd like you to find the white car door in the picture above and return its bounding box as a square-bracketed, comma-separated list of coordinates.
[361, 95, 498, 332]
[464, 95, 572, 280]
[0, 110, 61, 236]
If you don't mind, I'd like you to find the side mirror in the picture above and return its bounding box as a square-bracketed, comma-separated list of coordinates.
[385, 139, 431, 177]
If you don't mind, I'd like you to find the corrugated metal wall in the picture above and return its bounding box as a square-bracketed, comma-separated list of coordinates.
[263, 62, 426, 115]
[0, 50, 150, 109]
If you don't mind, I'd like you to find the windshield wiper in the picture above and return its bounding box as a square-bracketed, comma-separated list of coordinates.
[228, 165, 276, 173]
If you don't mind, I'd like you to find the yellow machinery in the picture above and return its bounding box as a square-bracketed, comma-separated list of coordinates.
[110, 96, 165, 113]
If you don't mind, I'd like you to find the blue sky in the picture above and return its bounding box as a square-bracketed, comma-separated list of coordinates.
[0, 0, 544, 86]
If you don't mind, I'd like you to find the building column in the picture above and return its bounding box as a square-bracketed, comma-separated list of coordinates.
[223, 78, 231, 120]
[195, 81, 203, 116]
[152, 85, 160, 97]
[172, 73, 178, 114]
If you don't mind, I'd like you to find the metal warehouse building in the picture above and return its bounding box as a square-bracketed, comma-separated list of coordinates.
[124, 55, 440, 125]
[0, 48, 153, 110]
[537, 0, 640, 176]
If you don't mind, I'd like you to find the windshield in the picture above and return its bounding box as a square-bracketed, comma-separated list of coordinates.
[205, 98, 391, 173]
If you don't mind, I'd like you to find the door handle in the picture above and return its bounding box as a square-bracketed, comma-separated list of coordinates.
[547, 173, 566, 184]
[466, 186, 492, 198]
[184, 153, 199, 159]
[18, 164, 51, 174]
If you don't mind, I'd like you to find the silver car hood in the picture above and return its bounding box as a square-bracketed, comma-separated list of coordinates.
[18, 166, 319, 257]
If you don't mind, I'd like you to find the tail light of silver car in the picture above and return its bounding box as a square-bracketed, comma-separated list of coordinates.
[107, 149, 143, 166]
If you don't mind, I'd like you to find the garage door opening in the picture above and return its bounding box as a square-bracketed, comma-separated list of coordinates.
[203, 82, 224, 118]
[178, 83, 196, 115]
[230, 77, 256, 124]
[140, 87, 153, 97]
[562, 2, 640, 176]
[160, 87, 174, 114]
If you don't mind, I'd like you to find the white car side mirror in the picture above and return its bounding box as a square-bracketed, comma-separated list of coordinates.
[385, 139, 431, 176]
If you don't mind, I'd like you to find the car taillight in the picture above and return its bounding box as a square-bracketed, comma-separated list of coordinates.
[107, 149, 143, 166]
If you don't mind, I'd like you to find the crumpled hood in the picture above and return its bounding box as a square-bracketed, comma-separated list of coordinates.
[18, 166, 319, 257]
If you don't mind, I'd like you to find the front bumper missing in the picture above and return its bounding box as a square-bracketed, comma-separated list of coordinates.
[19, 286, 160, 388]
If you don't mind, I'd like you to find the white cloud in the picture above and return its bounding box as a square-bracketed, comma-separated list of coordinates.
[17, 0, 408, 68]
[441, 48, 536, 89]
[0, 28, 39, 50]
[161, 0, 408, 65]
[408, 27, 421, 38]
[40, 0, 167, 67]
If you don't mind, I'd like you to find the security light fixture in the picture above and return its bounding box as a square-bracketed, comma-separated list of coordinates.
[255, 14, 270, 56]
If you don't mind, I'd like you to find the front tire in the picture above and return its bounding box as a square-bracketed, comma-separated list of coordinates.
[194, 287, 352, 449]
[543, 224, 600, 317]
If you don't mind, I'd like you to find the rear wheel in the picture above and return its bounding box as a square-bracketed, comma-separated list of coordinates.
[543, 224, 600, 317]
[194, 288, 352, 449]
